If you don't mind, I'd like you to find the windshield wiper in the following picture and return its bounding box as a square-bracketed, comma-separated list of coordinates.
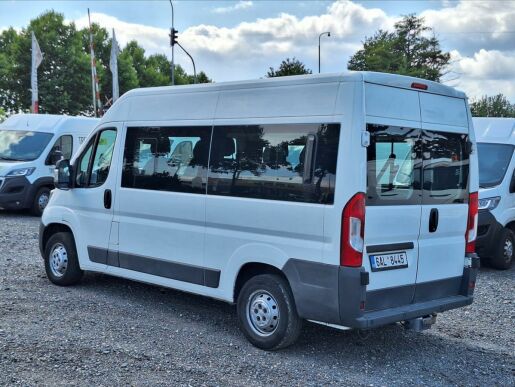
[0, 156, 26, 161]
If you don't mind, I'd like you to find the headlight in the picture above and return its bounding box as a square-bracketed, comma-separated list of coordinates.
[478, 196, 501, 211]
[7, 167, 36, 177]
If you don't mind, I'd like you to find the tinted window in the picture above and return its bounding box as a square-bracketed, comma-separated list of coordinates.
[207, 123, 339, 204]
[46, 135, 73, 165]
[478, 143, 514, 188]
[75, 129, 117, 188]
[122, 126, 212, 194]
[0, 130, 53, 161]
[367, 125, 421, 206]
[367, 124, 470, 205]
[422, 130, 469, 204]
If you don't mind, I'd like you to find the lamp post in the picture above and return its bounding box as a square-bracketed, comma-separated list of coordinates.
[318, 31, 330, 73]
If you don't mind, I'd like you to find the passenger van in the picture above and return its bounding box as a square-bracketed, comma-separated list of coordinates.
[0, 114, 98, 215]
[473, 117, 515, 269]
[40, 72, 479, 350]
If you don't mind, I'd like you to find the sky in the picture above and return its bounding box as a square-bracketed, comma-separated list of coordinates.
[1, 0, 515, 101]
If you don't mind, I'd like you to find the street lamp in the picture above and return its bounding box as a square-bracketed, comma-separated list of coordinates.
[169, 0, 175, 85]
[318, 31, 330, 73]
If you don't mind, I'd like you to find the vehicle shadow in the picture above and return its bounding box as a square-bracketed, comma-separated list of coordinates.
[68, 271, 512, 385]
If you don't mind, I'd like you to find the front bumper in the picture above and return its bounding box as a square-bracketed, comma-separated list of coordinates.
[283, 256, 479, 329]
[476, 210, 503, 258]
[0, 176, 31, 210]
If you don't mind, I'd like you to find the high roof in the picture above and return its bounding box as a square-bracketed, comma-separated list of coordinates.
[115, 71, 465, 99]
[473, 117, 515, 144]
[0, 114, 99, 133]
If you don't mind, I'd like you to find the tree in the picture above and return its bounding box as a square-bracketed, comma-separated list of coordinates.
[266, 58, 312, 77]
[0, 107, 6, 123]
[470, 94, 515, 117]
[348, 14, 450, 81]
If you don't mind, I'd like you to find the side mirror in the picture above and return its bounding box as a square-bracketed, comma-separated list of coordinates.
[49, 149, 63, 165]
[54, 159, 72, 190]
[510, 170, 515, 193]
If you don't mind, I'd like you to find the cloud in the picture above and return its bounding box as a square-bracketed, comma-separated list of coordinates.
[445, 49, 515, 101]
[212, 1, 253, 14]
[68, 1, 515, 101]
[422, 1, 515, 55]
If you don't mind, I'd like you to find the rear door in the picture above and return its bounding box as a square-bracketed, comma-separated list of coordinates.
[415, 94, 470, 300]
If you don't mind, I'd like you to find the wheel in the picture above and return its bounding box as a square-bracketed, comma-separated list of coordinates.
[31, 187, 51, 216]
[44, 232, 83, 286]
[237, 274, 302, 350]
[490, 228, 514, 270]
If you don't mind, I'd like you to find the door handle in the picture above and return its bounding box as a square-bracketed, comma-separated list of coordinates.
[429, 208, 439, 233]
[104, 189, 112, 209]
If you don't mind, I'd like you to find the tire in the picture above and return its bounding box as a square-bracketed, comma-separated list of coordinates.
[31, 187, 51, 216]
[490, 228, 514, 270]
[237, 274, 302, 351]
[44, 232, 83, 286]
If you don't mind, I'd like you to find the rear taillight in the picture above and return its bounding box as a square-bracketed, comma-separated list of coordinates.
[411, 82, 428, 90]
[341, 193, 366, 267]
[466, 192, 478, 254]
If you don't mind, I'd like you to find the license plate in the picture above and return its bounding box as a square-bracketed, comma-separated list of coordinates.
[369, 252, 408, 272]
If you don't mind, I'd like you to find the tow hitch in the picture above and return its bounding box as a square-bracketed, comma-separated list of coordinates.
[403, 314, 437, 332]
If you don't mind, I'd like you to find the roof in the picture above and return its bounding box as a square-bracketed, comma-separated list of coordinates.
[0, 114, 99, 133]
[116, 71, 465, 99]
[102, 71, 467, 124]
[472, 117, 515, 144]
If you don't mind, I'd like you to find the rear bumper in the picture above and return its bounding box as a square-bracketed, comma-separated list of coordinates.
[476, 210, 503, 258]
[283, 256, 478, 329]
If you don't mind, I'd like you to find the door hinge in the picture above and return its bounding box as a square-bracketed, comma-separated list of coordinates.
[361, 131, 371, 147]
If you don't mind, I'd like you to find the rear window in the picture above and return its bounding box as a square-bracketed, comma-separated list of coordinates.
[477, 143, 514, 188]
[367, 124, 469, 206]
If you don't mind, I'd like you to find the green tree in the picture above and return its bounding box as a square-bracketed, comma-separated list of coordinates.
[348, 14, 450, 81]
[266, 57, 312, 77]
[0, 107, 6, 123]
[470, 94, 515, 117]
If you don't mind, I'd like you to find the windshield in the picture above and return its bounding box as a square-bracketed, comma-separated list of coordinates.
[477, 143, 514, 188]
[0, 129, 54, 161]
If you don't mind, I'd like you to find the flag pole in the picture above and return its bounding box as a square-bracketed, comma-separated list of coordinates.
[88, 9, 102, 117]
[31, 32, 43, 113]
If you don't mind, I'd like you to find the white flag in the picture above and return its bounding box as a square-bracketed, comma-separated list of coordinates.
[110, 29, 120, 102]
[31, 32, 43, 113]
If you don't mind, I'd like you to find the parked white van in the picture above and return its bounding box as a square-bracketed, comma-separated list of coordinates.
[473, 117, 515, 269]
[40, 72, 479, 350]
[0, 114, 98, 215]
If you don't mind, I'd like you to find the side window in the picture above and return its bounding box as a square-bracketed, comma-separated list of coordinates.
[90, 130, 117, 187]
[421, 131, 469, 204]
[367, 124, 421, 206]
[122, 126, 212, 194]
[46, 135, 73, 165]
[207, 123, 340, 204]
[75, 129, 117, 188]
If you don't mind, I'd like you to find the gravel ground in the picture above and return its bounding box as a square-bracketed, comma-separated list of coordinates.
[0, 211, 513, 386]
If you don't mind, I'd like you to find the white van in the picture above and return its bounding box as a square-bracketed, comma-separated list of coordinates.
[0, 114, 99, 215]
[473, 117, 515, 269]
[40, 72, 479, 350]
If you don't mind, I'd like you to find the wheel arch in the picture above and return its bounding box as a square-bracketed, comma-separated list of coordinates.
[39, 222, 75, 258]
[233, 262, 288, 303]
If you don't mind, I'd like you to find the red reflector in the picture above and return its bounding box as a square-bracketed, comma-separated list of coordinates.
[469, 281, 476, 289]
[466, 192, 479, 254]
[411, 82, 428, 90]
[360, 301, 366, 311]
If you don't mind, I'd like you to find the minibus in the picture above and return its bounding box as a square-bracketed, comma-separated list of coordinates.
[473, 117, 515, 269]
[40, 72, 479, 350]
[0, 114, 99, 215]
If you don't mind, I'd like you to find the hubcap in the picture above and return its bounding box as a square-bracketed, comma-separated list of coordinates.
[503, 238, 513, 261]
[38, 192, 49, 211]
[246, 290, 280, 336]
[49, 243, 68, 278]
